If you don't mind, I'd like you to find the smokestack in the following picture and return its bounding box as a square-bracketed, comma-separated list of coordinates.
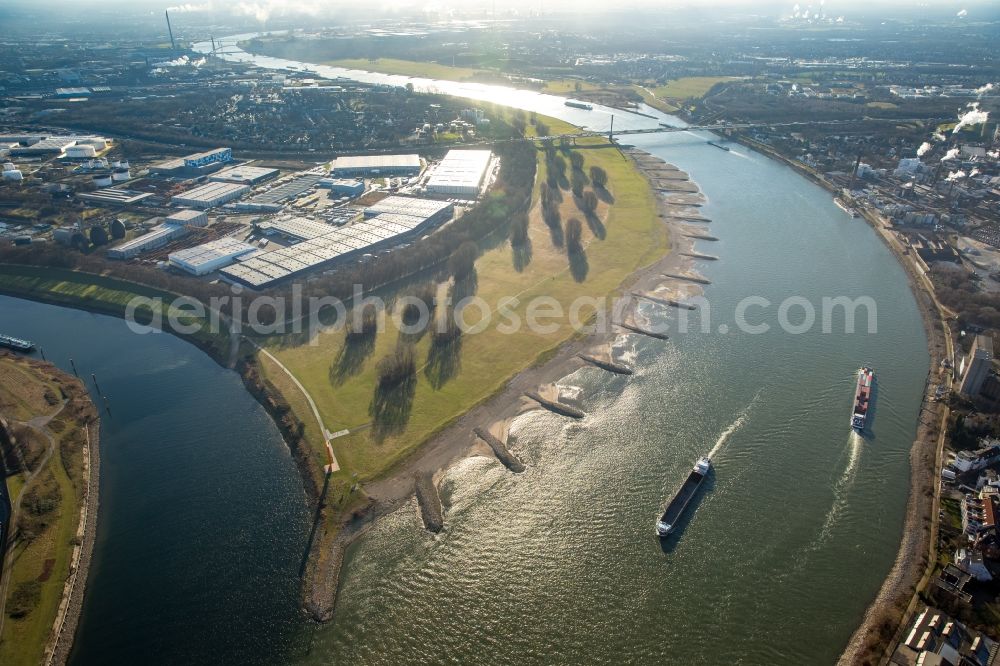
[848, 153, 862, 191]
[165, 10, 176, 52]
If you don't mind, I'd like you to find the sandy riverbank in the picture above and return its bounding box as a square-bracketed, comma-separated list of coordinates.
[303, 148, 708, 621]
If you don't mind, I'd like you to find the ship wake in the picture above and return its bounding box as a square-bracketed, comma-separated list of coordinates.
[811, 431, 864, 549]
[707, 392, 760, 461]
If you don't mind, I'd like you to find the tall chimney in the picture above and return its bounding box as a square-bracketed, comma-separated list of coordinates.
[165, 10, 176, 52]
[847, 153, 862, 191]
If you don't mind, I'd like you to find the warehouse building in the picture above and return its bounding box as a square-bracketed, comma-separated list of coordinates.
[221, 207, 449, 289]
[107, 223, 187, 259]
[168, 237, 257, 276]
[209, 164, 279, 185]
[330, 154, 421, 177]
[172, 182, 250, 209]
[151, 147, 233, 176]
[426, 149, 493, 197]
[164, 209, 209, 227]
[363, 195, 454, 224]
[247, 173, 324, 206]
[78, 188, 153, 206]
[319, 178, 364, 197]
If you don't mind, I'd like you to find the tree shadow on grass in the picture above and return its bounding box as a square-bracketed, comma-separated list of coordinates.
[329, 330, 376, 385]
[512, 238, 533, 272]
[425, 332, 463, 390]
[581, 207, 607, 240]
[569, 249, 589, 282]
[451, 269, 479, 303]
[595, 185, 615, 205]
[369, 373, 417, 443]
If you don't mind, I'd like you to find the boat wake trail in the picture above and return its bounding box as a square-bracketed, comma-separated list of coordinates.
[707, 392, 761, 461]
[811, 431, 865, 548]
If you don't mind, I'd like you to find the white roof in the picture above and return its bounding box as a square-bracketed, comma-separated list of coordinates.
[426, 150, 492, 191]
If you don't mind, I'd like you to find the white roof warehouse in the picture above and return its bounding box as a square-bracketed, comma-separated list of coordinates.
[426, 149, 493, 197]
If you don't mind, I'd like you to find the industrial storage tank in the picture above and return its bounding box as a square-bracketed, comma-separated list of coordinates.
[111, 168, 131, 182]
[66, 145, 97, 158]
[93, 174, 113, 187]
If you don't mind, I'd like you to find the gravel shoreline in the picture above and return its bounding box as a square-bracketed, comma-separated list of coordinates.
[303, 147, 702, 621]
[45, 401, 101, 666]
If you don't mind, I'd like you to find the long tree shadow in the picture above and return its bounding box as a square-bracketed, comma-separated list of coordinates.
[425, 330, 463, 389]
[594, 185, 615, 204]
[569, 249, 589, 282]
[512, 237, 533, 272]
[451, 269, 479, 303]
[330, 329, 376, 385]
[369, 373, 417, 443]
[582, 207, 607, 240]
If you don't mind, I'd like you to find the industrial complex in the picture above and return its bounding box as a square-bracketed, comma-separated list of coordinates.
[221, 196, 454, 288]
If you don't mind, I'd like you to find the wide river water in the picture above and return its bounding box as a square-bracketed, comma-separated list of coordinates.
[0, 35, 928, 665]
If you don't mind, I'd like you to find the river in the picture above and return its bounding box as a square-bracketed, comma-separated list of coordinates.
[0, 297, 312, 664]
[0, 36, 928, 665]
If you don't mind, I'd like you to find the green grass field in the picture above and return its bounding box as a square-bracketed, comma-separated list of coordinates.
[651, 76, 739, 101]
[0, 360, 87, 666]
[0, 265, 230, 358]
[632, 85, 680, 114]
[265, 132, 665, 481]
[541, 79, 601, 95]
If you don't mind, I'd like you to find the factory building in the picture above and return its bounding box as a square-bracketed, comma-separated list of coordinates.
[168, 237, 257, 276]
[209, 165, 279, 185]
[319, 178, 365, 197]
[426, 149, 493, 197]
[107, 223, 188, 259]
[172, 182, 250, 209]
[330, 154, 422, 177]
[165, 209, 209, 227]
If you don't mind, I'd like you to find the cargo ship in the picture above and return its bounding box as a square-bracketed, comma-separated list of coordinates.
[656, 456, 711, 537]
[564, 99, 593, 111]
[851, 366, 875, 430]
[0, 333, 34, 352]
[706, 140, 730, 151]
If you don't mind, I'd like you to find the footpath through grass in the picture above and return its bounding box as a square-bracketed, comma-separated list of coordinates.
[265, 129, 665, 481]
[0, 358, 91, 666]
